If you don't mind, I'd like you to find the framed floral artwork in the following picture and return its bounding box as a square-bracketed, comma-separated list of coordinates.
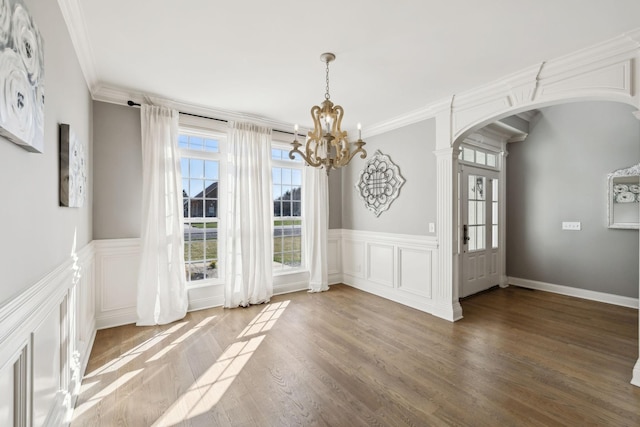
[0, 0, 45, 153]
[59, 124, 87, 208]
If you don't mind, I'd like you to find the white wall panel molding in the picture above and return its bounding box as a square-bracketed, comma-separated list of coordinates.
[328, 230, 342, 285]
[366, 243, 395, 288]
[94, 238, 317, 329]
[337, 229, 450, 319]
[397, 246, 434, 299]
[0, 241, 95, 426]
[94, 238, 140, 329]
[508, 277, 639, 309]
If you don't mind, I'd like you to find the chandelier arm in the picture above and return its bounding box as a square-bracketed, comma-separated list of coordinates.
[289, 144, 322, 167]
[347, 140, 367, 163]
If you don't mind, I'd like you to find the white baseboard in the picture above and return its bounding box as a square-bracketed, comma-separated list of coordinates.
[274, 281, 308, 296]
[508, 277, 639, 309]
[632, 359, 640, 387]
[95, 309, 137, 330]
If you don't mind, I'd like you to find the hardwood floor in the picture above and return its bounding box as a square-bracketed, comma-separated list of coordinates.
[71, 285, 640, 426]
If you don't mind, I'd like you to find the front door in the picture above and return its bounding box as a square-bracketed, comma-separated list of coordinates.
[460, 166, 500, 297]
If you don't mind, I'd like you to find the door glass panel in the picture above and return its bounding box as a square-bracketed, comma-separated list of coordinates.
[469, 227, 477, 251]
[487, 153, 497, 167]
[492, 179, 499, 249]
[476, 226, 485, 251]
[467, 175, 487, 252]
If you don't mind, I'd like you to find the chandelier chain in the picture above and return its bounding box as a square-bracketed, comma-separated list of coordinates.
[325, 59, 330, 100]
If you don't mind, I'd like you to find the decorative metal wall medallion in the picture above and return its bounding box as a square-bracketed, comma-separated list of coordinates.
[355, 150, 405, 216]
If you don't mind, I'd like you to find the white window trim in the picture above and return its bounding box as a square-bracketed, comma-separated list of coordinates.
[179, 116, 227, 287]
[271, 135, 305, 276]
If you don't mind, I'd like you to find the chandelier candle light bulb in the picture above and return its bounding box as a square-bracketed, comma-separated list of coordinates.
[289, 52, 367, 174]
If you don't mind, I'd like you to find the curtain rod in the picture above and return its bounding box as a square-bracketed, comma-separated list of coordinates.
[127, 100, 296, 136]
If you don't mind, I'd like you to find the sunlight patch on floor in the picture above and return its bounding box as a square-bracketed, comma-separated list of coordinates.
[72, 369, 144, 420]
[85, 321, 188, 379]
[146, 316, 217, 363]
[237, 300, 290, 339]
[152, 301, 290, 425]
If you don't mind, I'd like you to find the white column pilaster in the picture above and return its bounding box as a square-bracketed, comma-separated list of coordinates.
[433, 146, 463, 321]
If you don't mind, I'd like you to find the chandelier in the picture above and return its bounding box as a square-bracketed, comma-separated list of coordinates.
[289, 52, 366, 174]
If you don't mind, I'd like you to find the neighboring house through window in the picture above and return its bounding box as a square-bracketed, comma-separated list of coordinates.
[271, 143, 303, 272]
[179, 123, 224, 283]
[178, 123, 304, 283]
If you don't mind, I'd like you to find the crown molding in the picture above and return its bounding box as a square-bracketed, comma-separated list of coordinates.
[92, 84, 301, 134]
[83, 21, 639, 142]
[57, 0, 98, 92]
[363, 98, 451, 138]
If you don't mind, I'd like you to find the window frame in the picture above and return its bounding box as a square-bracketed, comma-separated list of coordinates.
[271, 135, 305, 276]
[178, 116, 227, 288]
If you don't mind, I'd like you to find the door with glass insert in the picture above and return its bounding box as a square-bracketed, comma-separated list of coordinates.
[461, 167, 500, 297]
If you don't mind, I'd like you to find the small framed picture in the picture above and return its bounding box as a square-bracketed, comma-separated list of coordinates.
[59, 124, 87, 208]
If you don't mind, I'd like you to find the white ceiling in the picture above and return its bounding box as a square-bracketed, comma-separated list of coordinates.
[64, 0, 640, 131]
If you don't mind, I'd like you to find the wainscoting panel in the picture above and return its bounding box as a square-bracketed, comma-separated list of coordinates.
[32, 305, 61, 426]
[327, 230, 342, 285]
[95, 238, 316, 329]
[367, 243, 395, 288]
[340, 230, 439, 315]
[0, 242, 95, 427]
[342, 238, 365, 279]
[94, 239, 140, 329]
[397, 246, 433, 298]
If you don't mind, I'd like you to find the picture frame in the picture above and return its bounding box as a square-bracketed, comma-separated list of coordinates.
[607, 163, 640, 229]
[59, 124, 87, 208]
[0, 0, 45, 153]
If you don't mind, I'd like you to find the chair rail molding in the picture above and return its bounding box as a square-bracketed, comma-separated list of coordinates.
[0, 241, 96, 426]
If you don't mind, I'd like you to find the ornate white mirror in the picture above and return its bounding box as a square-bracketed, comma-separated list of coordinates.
[608, 163, 640, 229]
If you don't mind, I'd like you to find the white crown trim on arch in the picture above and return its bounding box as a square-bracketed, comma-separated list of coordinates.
[428, 27, 640, 388]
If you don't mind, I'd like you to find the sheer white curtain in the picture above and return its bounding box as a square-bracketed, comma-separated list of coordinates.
[224, 122, 274, 307]
[303, 166, 329, 292]
[136, 104, 188, 326]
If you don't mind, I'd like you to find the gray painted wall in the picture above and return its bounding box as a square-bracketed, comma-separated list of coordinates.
[93, 100, 345, 236]
[328, 168, 342, 229]
[93, 101, 142, 239]
[506, 101, 640, 298]
[341, 118, 437, 235]
[0, 0, 92, 305]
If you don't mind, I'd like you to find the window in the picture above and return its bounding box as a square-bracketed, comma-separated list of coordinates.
[179, 129, 223, 282]
[459, 145, 499, 169]
[271, 147, 303, 272]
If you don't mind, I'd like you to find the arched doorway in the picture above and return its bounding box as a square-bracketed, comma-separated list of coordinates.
[431, 29, 640, 385]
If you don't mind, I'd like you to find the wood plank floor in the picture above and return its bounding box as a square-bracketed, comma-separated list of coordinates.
[71, 285, 640, 426]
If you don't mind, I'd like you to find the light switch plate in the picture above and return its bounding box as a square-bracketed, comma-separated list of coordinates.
[429, 223, 435, 233]
[562, 221, 581, 231]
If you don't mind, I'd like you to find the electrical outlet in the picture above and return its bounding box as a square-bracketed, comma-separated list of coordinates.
[562, 221, 581, 231]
